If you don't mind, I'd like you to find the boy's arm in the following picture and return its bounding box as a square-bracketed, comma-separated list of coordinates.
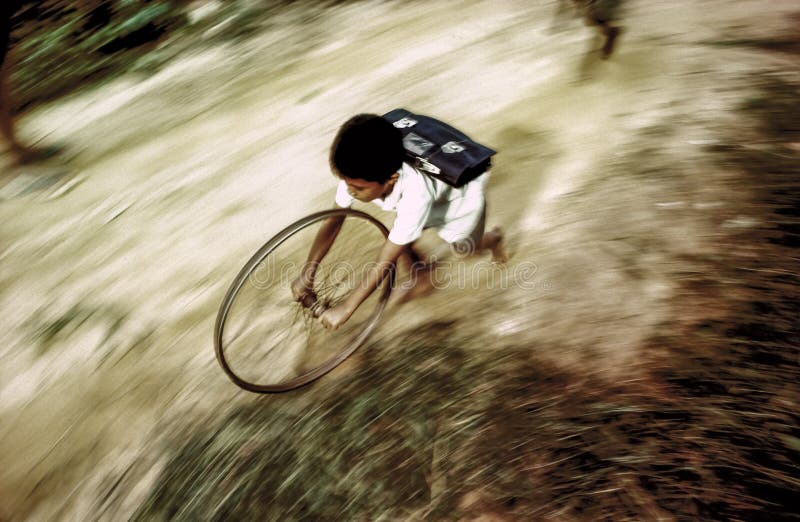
[293, 181, 354, 300]
[319, 238, 405, 330]
[291, 214, 345, 301]
[320, 174, 433, 329]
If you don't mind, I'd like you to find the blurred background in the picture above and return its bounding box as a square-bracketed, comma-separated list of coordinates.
[1, 1, 798, 520]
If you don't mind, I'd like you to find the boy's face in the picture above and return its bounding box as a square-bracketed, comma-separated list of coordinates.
[342, 173, 398, 202]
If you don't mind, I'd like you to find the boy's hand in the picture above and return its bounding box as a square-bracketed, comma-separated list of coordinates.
[291, 274, 316, 305]
[319, 303, 354, 331]
[318, 239, 404, 331]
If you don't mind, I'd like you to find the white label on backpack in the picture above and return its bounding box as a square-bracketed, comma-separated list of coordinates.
[441, 141, 466, 154]
[393, 117, 417, 129]
[404, 133, 434, 155]
[417, 158, 441, 175]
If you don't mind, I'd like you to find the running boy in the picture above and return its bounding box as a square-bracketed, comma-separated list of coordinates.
[292, 114, 505, 330]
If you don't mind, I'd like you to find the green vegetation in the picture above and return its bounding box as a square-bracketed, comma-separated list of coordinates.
[6, 0, 323, 110]
[8, 1, 188, 109]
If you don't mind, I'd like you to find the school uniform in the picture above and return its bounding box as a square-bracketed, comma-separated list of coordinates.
[335, 163, 488, 247]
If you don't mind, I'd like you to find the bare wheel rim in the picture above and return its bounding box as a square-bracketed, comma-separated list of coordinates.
[214, 209, 394, 393]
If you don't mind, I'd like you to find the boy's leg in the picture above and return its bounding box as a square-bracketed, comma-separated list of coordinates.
[389, 242, 437, 305]
[1, 58, 60, 164]
[397, 242, 426, 273]
[586, 0, 622, 58]
[479, 226, 508, 264]
[0, 34, 18, 157]
[0, 59, 35, 162]
[1, 7, 61, 165]
[390, 220, 508, 306]
[452, 207, 508, 264]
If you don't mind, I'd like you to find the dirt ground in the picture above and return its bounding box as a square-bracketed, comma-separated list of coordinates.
[0, 1, 797, 520]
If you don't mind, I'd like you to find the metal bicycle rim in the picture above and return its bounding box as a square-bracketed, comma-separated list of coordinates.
[214, 208, 394, 393]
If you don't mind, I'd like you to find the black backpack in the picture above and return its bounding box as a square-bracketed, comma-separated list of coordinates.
[383, 108, 496, 188]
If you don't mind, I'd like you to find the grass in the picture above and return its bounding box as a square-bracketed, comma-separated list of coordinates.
[133, 318, 797, 520]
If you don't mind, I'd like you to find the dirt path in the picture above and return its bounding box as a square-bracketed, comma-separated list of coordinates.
[0, 1, 796, 519]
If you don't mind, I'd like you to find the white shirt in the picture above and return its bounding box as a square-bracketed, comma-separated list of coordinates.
[335, 163, 488, 245]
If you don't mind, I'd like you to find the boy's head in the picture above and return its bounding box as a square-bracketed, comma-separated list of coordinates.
[330, 114, 405, 200]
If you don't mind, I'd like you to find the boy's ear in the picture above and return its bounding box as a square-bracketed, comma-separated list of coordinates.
[387, 171, 400, 185]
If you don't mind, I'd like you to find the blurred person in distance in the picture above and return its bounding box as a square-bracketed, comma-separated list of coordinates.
[554, 0, 624, 59]
[582, 0, 623, 58]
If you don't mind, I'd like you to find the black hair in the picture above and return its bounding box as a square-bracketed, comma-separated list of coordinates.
[330, 114, 405, 183]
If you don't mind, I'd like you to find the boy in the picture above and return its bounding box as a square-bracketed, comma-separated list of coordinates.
[292, 114, 505, 330]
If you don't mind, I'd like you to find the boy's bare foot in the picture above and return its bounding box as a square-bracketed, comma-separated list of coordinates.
[482, 226, 509, 264]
